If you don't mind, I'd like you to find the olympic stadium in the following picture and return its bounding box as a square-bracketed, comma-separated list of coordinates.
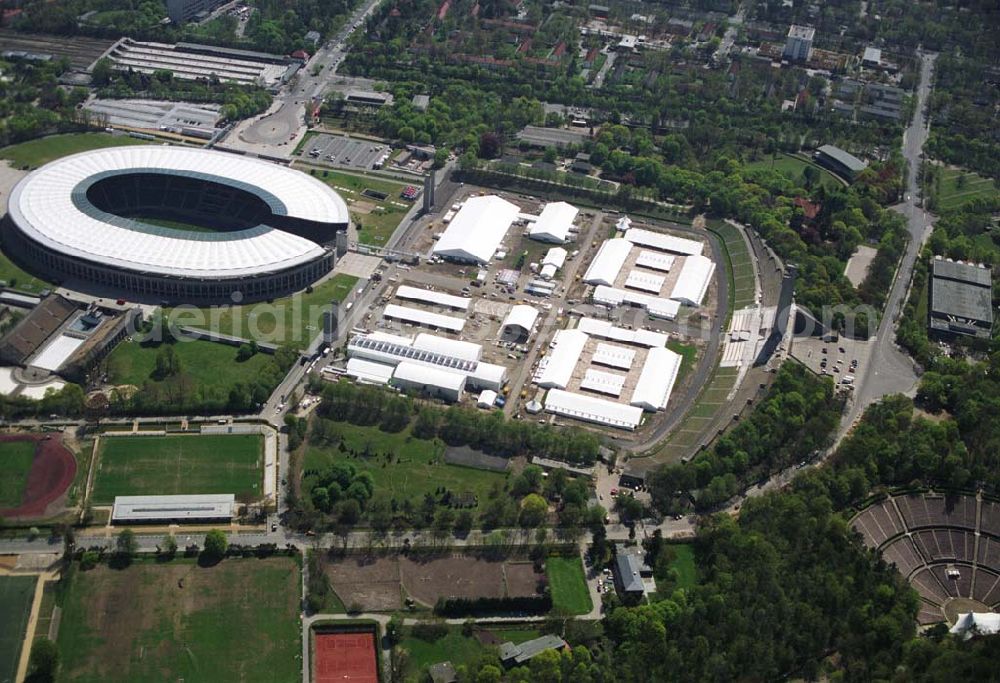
[3, 146, 350, 304]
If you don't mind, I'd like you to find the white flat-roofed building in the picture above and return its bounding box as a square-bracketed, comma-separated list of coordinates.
[383, 304, 466, 332]
[112, 494, 235, 523]
[670, 255, 715, 306]
[396, 285, 471, 311]
[367, 330, 414, 345]
[630, 347, 682, 411]
[502, 304, 540, 340]
[624, 270, 665, 294]
[592, 285, 681, 320]
[537, 329, 589, 389]
[576, 317, 668, 348]
[635, 251, 675, 272]
[540, 247, 568, 280]
[784, 24, 815, 61]
[347, 332, 506, 392]
[544, 389, 643, 430]
[592, 342, 636, 369]
[581, 368, 626, 397]
[392, 361, 465, 401]
[625, 228, 703, 256]
[432, 195, 520, 263]
[412, 333, 482, 362]
[477, 389, 498, 408]
[527, 202, 578, 243]
[345, 357, 394, 385]
[583, 238, 632, 285]
[29, 334, 85, 372]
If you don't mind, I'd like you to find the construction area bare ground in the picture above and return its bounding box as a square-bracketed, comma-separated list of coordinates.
[323, 554, 544, 610]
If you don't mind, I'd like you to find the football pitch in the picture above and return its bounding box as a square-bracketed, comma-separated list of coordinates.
[0, 575, 36, 683]
[91, 434, 263, 504]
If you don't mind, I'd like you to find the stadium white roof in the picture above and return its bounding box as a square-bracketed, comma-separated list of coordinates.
[396, 285, 471, 311]
[670, 255, 716, 306]
[592, 285, 681, 320]
[30, 334, 84, 371]
[625, 228, 703, 256]
[527, 202, 578, 243]
[542, 247, 568, 269]
[576, 317, 668, 348]
[631, 347, 681, 411]
[583, 238, 632, 286]
[545, 389, 643, 430]
[432, 195, 520, 263]
[412, 333, 482, 362]
[581, 368, 626, 397]
[392, 361, 466, 396]
[502, 304, 540, 336]
[537, 329, 589, 389]
[635, 250, 675, 272]
[383, 304, 466, 332]
[8, 146, 347, 278]
[345, 357, 394, 385]
[112, 494, 235, 522]
[592, 342, 636, 369]
[624, 270, 665, 294]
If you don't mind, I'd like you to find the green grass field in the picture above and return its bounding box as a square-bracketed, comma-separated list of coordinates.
[0, 440, 37, 508]
[0, 249, 51, 294]
[91, 434, 262, 503]
[545, 556, 592, 615]
[400, 625, 540, 675]
[667, 543, 697, 589]
[667, 341, 698, 384]
[744, 153, 843, 190]
[174, 273, 359, 349]
[0, 575, 36, 683]
[57, 558, 300, 683]
[0, 132, 148, 170]
[932, 166, 999, 211]
[296, 164, 411, 247]
[106, 338, 283, 398]
[304, 423, 505, 509]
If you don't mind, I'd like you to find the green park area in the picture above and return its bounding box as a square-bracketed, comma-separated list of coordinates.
[666, 543, 697, 590]
[56, 558, 300, 683]
[304, 424, 506, 511]
[667, 341, 698, 384]
[175, 273, 359, 350]
[931, 166, 999, 211]
[296, 163, 412, 247]
[0, 250, 50, 294]
[399, 624, 541, 677]
[105, 338, 285, 408]
[0, 575, 36, 683]
[745, 153, 844, 191]
[0, 439, 37, 508]
[91, 434, 263, 504]
[0, 132, 148, 170]
[545, 555, 592, 615]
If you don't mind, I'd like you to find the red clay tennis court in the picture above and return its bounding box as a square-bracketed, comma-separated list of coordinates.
[314, 631, 378, 683]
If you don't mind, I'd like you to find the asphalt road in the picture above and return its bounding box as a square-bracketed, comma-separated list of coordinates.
[841, 51, 937, 435]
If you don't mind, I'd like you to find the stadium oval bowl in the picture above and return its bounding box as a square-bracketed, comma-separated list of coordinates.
[4, 145, 349, 303]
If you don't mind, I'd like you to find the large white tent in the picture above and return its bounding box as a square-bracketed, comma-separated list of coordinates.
[536, 329, 589, 389]
[527, 201, 578, 243]
[392, 361, 466, 401]
[583, 238, 632, 286]
[575, 317, 669, 348]
[432, 195, 520, 263]
[592, 285, 681, 320]
[383, 303, 466, 332]
[630, 347, 682, 411]
[544, 389, 643, 430]
[396, 285, 471, 311]
[501, 304, 540, 339]
[669, 255, 716, 306]
[625, 228, 703, 256]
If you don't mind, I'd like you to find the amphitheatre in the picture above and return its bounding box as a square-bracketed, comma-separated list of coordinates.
[3, 145, 349, 304]
[852, 492, 1000, 625]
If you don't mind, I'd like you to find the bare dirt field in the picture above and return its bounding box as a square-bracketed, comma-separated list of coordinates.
[323, 554, 544, 610]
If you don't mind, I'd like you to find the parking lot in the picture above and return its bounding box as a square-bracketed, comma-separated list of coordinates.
[791, 334, 872, 391]
[303, 133, 390, 170]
